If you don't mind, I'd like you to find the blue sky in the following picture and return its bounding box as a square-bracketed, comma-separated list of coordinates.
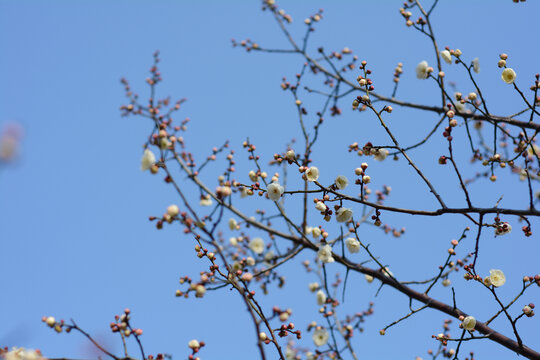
[1, 1, 539, 359]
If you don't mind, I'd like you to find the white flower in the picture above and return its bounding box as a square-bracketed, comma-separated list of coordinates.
[472, 58, 480, 74]
[454, 101, 466, 113]
[264, 250, 275, 262]
[489, 269, 506, 287]
[306, 166, 320, 182]
[140, 149, 156, 171]
[312, 227, 321, 238]
[494, 222, 512, 236]
[442, 279, 451, 287]
[440, 50, 452, 64]
[382, 267, 394, 278]
[335, 175, 349, 190]
[228, 218, 238, 230]
[4, 348, 45, 360]
[249, 237, 265, 254]
[416, 60, 429, 79]
[248, 170, 258, 182]
[159, 137, 171, 150]
[188, 339, 200, 349]
[286, 149, 295, 160]
[240, 187, 250, 198]
[374, 148, 389, 161]
[229, 237, 238, 246]
[308, 282, 320, 292]
[195, 284, 206, 297]
[166, 204, 179, 217]
[462, 316, 476, 331]
[285, 345, 295, 360]
[312, 328, 329, 347]
[317, 244, 335, 263]
[336, 207, 353, 223]
[315, 201, 327, 212]
[200, 195, 213, 206]
[246, 256, 255, 266]
[345, 237, 361, 253]
[316, 289, 327, 305]
[306, 352, 315, 360]
[501, 68, 516, 84]
[267, 182, 284, 201]
[365, 274, 374, 283]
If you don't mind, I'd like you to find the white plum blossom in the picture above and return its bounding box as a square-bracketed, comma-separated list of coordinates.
[188, 339, 200, 349]
[3, 348, 45, 360]
[462, 316, 476, 331]
[249, 237, 265, 254]
[229, 237, 238, 246]
[315, 201, 327, 212]
[166, 204, 179, 217]
[335, 175, 349, 190]
[200, 195, 213, 206]
[501, 68, 516, 84]
[264, 250, 275, 262]
[440, 50, 452, 64]
[312, 328, 329, 347]
[317, 244, 335, 263]
[305, 166, 320, 182]
[382, 266, 394, 278]
[309, 282, 320, 292]
[374, 148, 389, 161]
[267, 182, 284, 201]
[472, 58, 480, 74]
[365, 274, 374, 283]
[286, 149, 295, 160]
[442, 279, 451, 287]
[228, 218, 238, 230]
[336, 207, 353, 223]
[489, 269, 506, 287]
[316, 289, 327, 305]
[248, 170, 258, 182]
[140, 148, 156, 171]
[345, 237, 361, 253]
[312, 227, 322, 238]
[416, 60, 429, 79]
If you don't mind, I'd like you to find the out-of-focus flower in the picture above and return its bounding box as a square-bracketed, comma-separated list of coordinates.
[3, 347, 45, 360]
[0, 123, 23, 163]
[249, 237, 265, 254]
[472, 58, 480, 74]
[316, 290, 327, 305]
[200, 194, 213, 206]
[312, 328, 329, 346]
[441, 50, 452, 64]
[374, 149, 389, 161]
[140, 149, 156, 171]
[229, 218, 238, 230]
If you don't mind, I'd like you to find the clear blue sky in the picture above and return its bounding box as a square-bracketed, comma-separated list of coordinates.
[1, 1, 539, 359]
